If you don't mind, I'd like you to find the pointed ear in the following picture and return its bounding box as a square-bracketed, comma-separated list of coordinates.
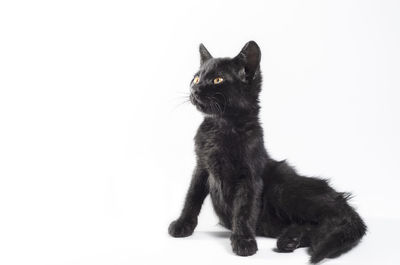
[199, 43, 212, 65]
[234, 41, 261, 81]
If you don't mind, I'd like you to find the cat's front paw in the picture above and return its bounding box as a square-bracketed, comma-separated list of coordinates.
[231, 234, 258, 256]
[168, 218, 197, 238]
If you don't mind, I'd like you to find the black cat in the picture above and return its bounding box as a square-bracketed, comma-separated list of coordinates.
[168, 41, 366, 263]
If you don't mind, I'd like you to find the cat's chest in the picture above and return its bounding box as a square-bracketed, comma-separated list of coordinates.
[208, 173, 231, 199]
[196, 125, 241, 174]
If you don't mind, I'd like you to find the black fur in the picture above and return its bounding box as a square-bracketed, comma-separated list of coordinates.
[168, 41, 366, 263]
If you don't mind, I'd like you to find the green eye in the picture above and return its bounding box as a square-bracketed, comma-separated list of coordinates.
[193, 76, 200, 84]
[213, 77, 224, 84]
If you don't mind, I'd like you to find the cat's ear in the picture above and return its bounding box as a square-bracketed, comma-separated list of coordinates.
[199, 43, 213, 65]
[234, 41, 261, 81]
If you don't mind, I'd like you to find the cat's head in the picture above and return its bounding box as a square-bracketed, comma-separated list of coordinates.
[189, 41, 262, 116]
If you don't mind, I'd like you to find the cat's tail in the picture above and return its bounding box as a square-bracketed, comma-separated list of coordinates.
[309, 202, 367, 264]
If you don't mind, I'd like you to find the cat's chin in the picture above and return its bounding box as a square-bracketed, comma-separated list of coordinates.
[195, 105, 214, 116]
[190, 94, 207, 112]
[193, 102, 215, 116]
[190, 94, 222, 116]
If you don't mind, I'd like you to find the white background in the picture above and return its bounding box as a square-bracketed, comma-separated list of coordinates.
[0, 0, 399, 264]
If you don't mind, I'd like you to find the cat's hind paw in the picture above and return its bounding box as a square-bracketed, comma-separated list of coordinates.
[276, 235, 300, 252]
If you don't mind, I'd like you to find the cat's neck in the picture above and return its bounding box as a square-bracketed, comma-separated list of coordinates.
[204, 112, 261, 128]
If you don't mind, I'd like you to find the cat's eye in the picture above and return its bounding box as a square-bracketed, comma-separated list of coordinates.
[213, 77, 224, 84]
[193, 76, 200, 84]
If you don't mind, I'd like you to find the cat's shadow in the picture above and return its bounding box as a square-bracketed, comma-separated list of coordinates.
[201, 230, 231, 238]
[195, 230, 304, 260]
[195, 230, 233, 254]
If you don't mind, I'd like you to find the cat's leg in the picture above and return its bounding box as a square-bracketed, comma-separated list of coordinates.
[276, 224, 312, 252]
[168, 165, 209, 237]
[265, 160, 366, 263]
[308, 202, 366, 264]
[230, 177, 261, 256]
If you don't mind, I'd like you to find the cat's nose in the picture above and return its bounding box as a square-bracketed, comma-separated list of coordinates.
[191, 86, 200, 95]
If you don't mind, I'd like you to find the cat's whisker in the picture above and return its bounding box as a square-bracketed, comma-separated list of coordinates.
[207, 96, 219, 114]
[171, 97, 191, 111]
[209, 95, 224, 114]
[170, 94, 190, 101]
[214, 92, 227, 113]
